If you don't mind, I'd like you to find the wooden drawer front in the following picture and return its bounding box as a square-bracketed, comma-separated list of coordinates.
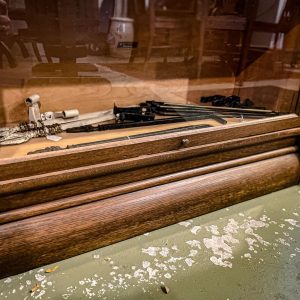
[0, 133, 297, 212]
[0, 153, 299, 279]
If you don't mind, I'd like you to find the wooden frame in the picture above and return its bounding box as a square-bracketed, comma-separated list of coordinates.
[0, 153, 299, 278]
[0, 114, 300, 279]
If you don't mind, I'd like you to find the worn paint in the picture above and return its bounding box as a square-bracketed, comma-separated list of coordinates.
[0, 186, 300, 299]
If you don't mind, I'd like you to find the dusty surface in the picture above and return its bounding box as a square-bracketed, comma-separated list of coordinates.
[0, 186, 299, 300]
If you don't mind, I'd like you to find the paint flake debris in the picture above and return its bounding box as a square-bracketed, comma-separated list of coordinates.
[285, 219, 299, 227]
[142, 247, 160, 257]
[30, 283, 40, 294]
[45, 266, 59, 273]
[185, 258, 195, 267]
[34, 274, 46, 282]
[190, 226, 201, 235]
[178, 221, 192, 227]
[186, 240, 201, 249]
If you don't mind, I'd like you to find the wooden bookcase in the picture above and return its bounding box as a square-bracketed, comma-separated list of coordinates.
[0, 0, 300, 279]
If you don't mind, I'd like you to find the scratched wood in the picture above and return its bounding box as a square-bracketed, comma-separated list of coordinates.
[0, 153, 298, 279]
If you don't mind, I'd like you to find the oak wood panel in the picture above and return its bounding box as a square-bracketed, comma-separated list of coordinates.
[0, 146, 297, 225]
[0, 135, 297, 212]
[0, 130, 297, 196]
[0, 114, 300, 181]
[0, 154, 298, 279]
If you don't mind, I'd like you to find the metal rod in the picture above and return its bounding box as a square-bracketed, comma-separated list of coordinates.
[28, 124, 212, 155]
[66, 115, 227, 133]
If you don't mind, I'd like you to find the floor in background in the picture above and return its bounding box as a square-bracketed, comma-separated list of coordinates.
[0, 186, 299, 299]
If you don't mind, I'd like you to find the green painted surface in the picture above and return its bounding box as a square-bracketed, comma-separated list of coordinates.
[1, 186, 300, 300]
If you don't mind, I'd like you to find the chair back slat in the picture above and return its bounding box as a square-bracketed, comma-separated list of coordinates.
[24, 0, 99, 44]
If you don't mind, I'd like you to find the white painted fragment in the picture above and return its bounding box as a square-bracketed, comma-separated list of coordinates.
[186, 240, 201, 249]
[160, 247, 169, 257]
[178, 221, 192, 227]
[189, 249, 198, 257]
[224, 219, 239, 234]
[191, 226, 201, 235]
[207, 225, 219, 235]
[35, 274, 46, 282]
[185, 258, 195, 267]
[142, 247, 160, 257]
[203, 234, 239, 268]
[210, 256, 232, 268]
[285, 219, 300, 227]
[35, 290, 45, 299]
[146, 267, 158, 279]
[155, 263, 168, 271]
[133, 269, 146, 279]
[142, 261, 150, 269]
[171, 245, 179, 251]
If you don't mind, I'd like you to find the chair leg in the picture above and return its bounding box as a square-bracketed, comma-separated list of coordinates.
[32, 42, 43, 62]
[145, 40, 153, 63]
[43, 43, 53, 63]
[0, 52, 3, 68]
[129, 48, 136, 63]
[16, 39, 30, 58]
[144, 38, 153, 70]
[0, 41, 17, 68]
[197, 20, 206, 78]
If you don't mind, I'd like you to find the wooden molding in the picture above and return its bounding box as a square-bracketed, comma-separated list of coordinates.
[0, 114, 299, 181]
[0, 153, 299, 279]
[0, 146, 297, 224]
[0, 134, 297, 211]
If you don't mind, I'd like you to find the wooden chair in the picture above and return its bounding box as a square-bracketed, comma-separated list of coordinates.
[23, 0, 100, 75]
[253, 0, 300, 68]
[0, 0, 29, 68]
[198, 0, 259, 78]
[130, 0, 203, 73]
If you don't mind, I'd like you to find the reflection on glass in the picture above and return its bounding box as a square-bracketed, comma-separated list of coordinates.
[0, 0, 299, 158]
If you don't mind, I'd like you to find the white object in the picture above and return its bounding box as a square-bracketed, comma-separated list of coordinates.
[46, 135, 62, 142]
[25, 94, 42, 123]
[107, 17, 134, 58]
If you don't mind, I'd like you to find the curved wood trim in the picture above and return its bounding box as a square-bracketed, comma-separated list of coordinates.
[0, 146, 297, 225]
[0, 153, 299, 279]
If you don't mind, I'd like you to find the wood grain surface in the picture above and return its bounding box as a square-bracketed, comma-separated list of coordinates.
[0, 146, 297, 224]
[0, 114, 299, 181]
[0, 154, 299, 279]
[0, 136, 296, 212]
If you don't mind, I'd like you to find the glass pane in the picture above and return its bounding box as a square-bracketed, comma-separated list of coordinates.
[0, 0, 299, 158]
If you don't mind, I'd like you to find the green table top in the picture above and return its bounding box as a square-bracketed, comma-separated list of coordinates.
[1, 186, 300, 300]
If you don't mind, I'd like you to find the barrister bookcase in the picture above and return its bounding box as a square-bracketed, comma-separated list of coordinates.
[0, 0, 299, 278]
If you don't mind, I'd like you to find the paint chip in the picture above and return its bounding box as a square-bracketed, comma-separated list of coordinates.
[30, 283, 40, 294]
[161, 285, 170, 294]
[45, 266, 59, 273]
